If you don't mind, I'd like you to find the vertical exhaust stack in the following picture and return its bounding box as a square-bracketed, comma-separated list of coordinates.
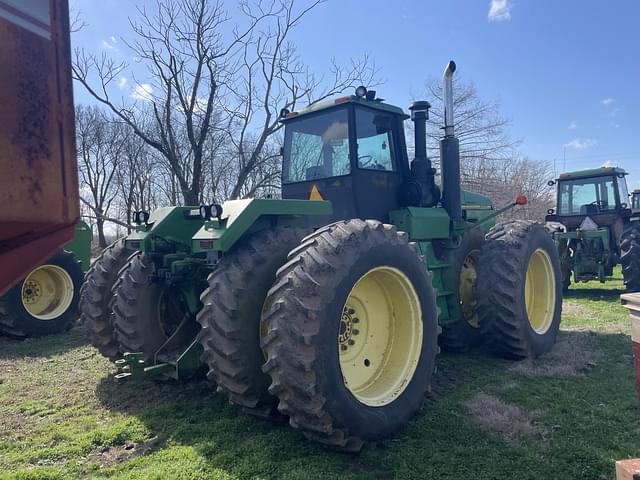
[440, 60, 462, 222]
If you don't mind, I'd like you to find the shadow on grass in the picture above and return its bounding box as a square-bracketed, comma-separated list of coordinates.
[88, 328, 633, 479]
[0, 325, 90, 359]
[564, 287, 625, 302]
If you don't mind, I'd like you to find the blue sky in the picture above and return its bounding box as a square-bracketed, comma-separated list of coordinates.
[71, 0, 640, 188]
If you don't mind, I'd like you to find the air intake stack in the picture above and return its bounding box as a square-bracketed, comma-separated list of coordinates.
[408, 101, 440, 208]
[440, 60, 462, 222]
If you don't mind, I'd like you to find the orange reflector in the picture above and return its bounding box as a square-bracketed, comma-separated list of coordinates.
[309, 185, 324, 201]
[334, 96, 349, 104]
[286, 111, 299, 118]
[199, 240, 214, 250]
[515, 195, 528, 205]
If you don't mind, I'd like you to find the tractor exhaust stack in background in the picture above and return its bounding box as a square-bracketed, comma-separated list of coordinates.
[440, 60, 462, 222]
[408, 101, 440, 208]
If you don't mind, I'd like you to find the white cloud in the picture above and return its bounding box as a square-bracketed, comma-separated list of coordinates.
[488, 0, 511, 22]
[602, 97, 615, 107]
[564, 138, 597, 150]
[568, 121, 577, 130]
[117, 77, 128, 90]
[131, 83, 154, 102]
[110, 35, 117, 44]
[101, 39, 115, 50]
[101, 36, 119, 51]
[602, 160, 616, 168]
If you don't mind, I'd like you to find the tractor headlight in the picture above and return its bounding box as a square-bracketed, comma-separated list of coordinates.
[355, 85, 367, 98]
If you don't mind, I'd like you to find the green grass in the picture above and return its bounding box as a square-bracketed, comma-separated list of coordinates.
[1, 271, 639, 479]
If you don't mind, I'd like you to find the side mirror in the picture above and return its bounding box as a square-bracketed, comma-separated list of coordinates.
[547, 180, 556, 186]
[547, 208, 555, 214]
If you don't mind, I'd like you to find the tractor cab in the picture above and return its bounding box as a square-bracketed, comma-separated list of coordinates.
[280, 91, 411, 223]
[546, 167, 631, 231]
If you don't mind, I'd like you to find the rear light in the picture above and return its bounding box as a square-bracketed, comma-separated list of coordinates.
[199, 240, 214, 250]
[334, 96, 349, 104]
[285, 111, 299, 118]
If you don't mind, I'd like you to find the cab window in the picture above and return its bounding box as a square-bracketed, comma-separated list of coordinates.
[282, 108, 350, 183]
[355, 109, 396, 171]
[558, 176, 617, 215]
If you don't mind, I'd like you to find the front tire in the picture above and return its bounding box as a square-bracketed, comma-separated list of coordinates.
[196, 227, 308, 418]
[80, 239, 130, 360]
[477, 221, 562, 359]
[111, 253, 200, 363]
[621, 222, 640, 292]
[0, 251, 83, 338]
[261, 220, 439, 451]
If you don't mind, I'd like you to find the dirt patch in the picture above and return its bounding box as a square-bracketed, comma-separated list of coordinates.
[83, 437, 162, 468]
[562, 302, 595, 319]
[464, 392, 545, 443]
[510, 333, 601, 378]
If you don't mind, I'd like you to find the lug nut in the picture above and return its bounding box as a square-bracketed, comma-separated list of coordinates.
[340, 344, 347, 351]
[348, 308, 355, 315]
[348, 339, 355, 345]
[353, 329, 359, 335]
[352, 317, 359, 323]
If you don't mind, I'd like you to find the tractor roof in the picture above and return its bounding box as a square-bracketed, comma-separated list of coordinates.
[558, 166, 627, 180]
[281, 95, 409, 122]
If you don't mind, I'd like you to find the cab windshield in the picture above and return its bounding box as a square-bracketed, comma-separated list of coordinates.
[557, 176, 619, 215]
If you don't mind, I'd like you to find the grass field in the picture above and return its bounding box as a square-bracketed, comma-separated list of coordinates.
[1, 271, 639, 479]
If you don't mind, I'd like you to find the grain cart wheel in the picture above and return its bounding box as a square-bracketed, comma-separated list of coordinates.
[80, 239, 130, 360]
[261, 219, 439, 451]
[0, 251, 83, 338]
[112, 253, 198, 363]
[621, 222, 640, 292]
[196, 227, 308, 418]
[439, 228, 485, 352]
[477, 221, 562, 359]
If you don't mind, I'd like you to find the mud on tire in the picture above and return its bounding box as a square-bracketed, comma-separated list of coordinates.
[621, 222, 640, 292]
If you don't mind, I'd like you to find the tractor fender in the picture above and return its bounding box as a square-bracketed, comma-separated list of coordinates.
[192, 198, 332, 253]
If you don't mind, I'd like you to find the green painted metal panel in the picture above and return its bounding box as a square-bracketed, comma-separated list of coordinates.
[461, 189, 492, 208]
[389, 207, 451, 240]
[192, 198, 332, 253]
[64, 220, 92, 271]
[125, 206, 205, 252]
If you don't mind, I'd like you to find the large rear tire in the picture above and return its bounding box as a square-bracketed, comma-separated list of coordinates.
[439, 228, 485, 352]
[80, 239, 130, 360]
[261, 220, 439, 451]
[111, 253, 199, 363]
[477, 221, 562, 359]
[0, 251, 83, 338]
[196, 227, 308, 418]
[621, 222, 640, 292]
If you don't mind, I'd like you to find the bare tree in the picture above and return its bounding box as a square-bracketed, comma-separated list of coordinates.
[73, 0, 376, 205]
[415, 77, 552, 220]
[76, 106, 123, 247]
[72, 0, 271, 204]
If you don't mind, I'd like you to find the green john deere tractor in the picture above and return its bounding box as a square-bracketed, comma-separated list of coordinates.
[545, 167, 640, 292]
[0, 220, 91, 338]
[81, 61, 563, 451]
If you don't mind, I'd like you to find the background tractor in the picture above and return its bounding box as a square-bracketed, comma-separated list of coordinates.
[632, 189, 640, 212]
[546, 167, 640, 292]
[81, 61, 563, 451]
[0, 221, 91, 338]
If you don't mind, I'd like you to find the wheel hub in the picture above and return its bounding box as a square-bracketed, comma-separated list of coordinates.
[339, 307, 360, 351]
[22, 280, 42, 304]
[459, 249, 480, 328]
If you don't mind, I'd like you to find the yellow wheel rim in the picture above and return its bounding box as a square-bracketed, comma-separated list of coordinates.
[459, 249, 480, 328]
[21, 265, 74, 320]
[524, 248, 556, 334]
[339, 266, 423, 407]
